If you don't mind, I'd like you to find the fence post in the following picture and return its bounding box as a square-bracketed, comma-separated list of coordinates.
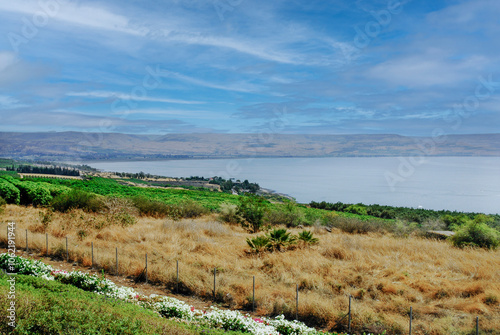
[145, 253, 148, 283]
[409, 306, 413, 335]
[348, 295, 352, 334]
[476, 316, 479, 335]
[213, 268, 216, 301]
[26, 229, 28, 253]
[46, 233, 48, 256]
[176, 260, 179, 293]
[66, 237, 68, 262]
[115, 247, 118, 275]
[296, 284, 299, 320]
[91, 242, 94, 269]
[252, 276, 255, 312]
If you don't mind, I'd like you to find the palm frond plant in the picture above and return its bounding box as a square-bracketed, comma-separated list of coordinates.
[246, 235, 270, 253]
[266, 228, 297, 252]
[297, 230, 319, 247]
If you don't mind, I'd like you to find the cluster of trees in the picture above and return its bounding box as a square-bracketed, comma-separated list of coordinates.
[114, 171, 158, 179]
[309, 200, 500, 226]
[209, 176, 260, 194]
[7, 164, 80, 176]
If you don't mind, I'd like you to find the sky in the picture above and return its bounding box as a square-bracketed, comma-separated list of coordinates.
[0, 0, 499, 136]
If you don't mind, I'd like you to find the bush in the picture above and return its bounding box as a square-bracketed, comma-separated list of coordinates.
[264, 203, 304, 227]
[132, 196, 171, 218]
[178, 200, 208, 219]
[218, 202, 240, 225]
[297, 230, 319, 247]
[237, 195, 267, 233]
[450, 218, 500, 249]
[266, 228, 297, 252]
[104, 197, 138, 227]
[345, 204, 368, 216]
[51, 189, 105, 213]
[246, 235, 270, 253]
[323, 215, 385, 234]
[0, 178, 20, 204]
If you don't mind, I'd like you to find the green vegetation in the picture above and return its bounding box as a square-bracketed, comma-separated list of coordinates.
[0, 177, 21, 204]
[310, 200, 500, 231]
[450, 215, 500, 249]
[237, 195, 267, 233]
[0, 274, 238, 335]
[7, 164, 80, 176]
[246, 229, 318, 253]
[1, 165, 498, 249]
[51, 188, 104, 213]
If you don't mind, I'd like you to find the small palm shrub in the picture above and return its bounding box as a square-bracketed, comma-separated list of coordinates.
[297, 230, 319, 247]
[266, 228, 297, 251]
[246, 235, 270, 253]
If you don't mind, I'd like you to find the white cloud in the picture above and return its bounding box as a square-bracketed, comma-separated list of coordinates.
[66, 91, 205, 105]
[0, 52, 17, 72]
[0, 95, 27, 109]
[0, 0, 147, 36]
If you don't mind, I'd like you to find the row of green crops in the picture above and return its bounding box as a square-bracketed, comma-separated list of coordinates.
[0, 175, 71, 207]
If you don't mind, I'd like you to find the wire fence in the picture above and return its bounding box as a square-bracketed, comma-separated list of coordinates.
[2, 227, 487, 335]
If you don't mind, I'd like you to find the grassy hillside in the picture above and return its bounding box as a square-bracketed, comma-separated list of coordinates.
[1, 205, 499, 334]
[0, 274, 243, 335]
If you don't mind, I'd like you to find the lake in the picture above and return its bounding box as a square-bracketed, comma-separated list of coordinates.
[83, 156, 500, 214]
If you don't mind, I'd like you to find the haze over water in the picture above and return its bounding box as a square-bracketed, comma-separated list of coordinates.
[85, 156, 500, 215]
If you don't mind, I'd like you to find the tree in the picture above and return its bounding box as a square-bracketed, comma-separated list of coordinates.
[237, 195, 267, 233]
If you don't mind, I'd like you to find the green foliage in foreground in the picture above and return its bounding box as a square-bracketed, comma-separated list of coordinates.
[0, 274, 244, 335]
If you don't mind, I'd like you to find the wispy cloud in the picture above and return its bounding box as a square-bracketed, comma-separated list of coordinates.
[0, 0, 498, 135]
[0, 95, 27, 109]
[66, 91, 205, 105]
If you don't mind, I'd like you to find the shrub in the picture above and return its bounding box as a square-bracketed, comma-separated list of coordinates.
[0, 178, 20, 204]
[218, 202, 240, 225]
[324, 215, 385, 234]
[450, 218, 500, 249]
[246, 235, 270, 253]
[345, 204, 368, 216]
[103, 197, 138, 227]
[265, 203, 304, 227]
[51, 188, 104, 213]
[237, 195, 267, 233]
[266, 228, 297, 252]
[178, 200, 208, 218]
[132, 196, 171, 218]
[297, 230, 319, 247]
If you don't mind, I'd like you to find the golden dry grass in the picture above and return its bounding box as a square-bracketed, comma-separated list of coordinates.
[1, 205, 499, 334]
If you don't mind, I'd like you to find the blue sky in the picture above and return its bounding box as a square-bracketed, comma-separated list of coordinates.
[0, 0, 499, 135]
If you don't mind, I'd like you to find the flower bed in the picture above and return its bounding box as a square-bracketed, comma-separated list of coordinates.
[0, 253, 360, 335]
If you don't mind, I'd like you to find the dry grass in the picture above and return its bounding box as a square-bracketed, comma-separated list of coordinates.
[1, 205, 499, 334]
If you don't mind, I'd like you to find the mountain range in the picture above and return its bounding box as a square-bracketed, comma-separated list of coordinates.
[0, 132, 499, 161]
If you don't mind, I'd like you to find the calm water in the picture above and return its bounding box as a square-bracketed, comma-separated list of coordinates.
[83, 157, 500, 214]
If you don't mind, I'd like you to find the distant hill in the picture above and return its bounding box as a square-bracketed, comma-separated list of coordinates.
[0, 131, 499, 161]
